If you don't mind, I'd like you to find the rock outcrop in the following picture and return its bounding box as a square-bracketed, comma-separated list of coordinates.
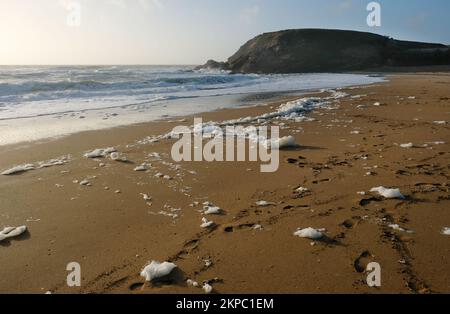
[197, 29, 450, 73]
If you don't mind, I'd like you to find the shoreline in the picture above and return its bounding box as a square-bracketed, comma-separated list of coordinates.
[0, 74, 449, 294]
[0, 72, 385, 147]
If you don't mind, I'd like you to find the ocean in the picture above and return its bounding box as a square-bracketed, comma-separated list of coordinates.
[0, 65, 384, 145]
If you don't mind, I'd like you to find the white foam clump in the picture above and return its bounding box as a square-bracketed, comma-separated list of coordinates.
[203, 283, 213, 294]
[84, 147, 116, 158]
[140, 261, 177, 282]
[255, 200, 275, 207]
[441, 227, 450, 236]
[400, 143, 414, 149]
[264, 136, 298, 150]
[201, 218, 215, 228]
[79, 179, 91, 186]
[134, 164, 148, 172]
[187, 279, 199, 287]
[187, 121, 300, 151]
[2, 155, 71, 176]
[1, 164, 35, 176]
[38, 156, 71, 168]
[389, 224, 414, 234]
[370, 186, 405, 199]
[221, 97, 325, 126]
[293, 227, 324, 240]
[267, 90, 348, 122]
[433, 121, 447, 125]
[163, 90, 352, 150]
[167, 90, 348, 145]
[0, 226, 27, 242]
[110, 152, 128, 162]
[141, 193, 152, 202]
[203, 206, 222, 215]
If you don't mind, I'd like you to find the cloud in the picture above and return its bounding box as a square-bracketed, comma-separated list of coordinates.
[239, 4, 260, 25]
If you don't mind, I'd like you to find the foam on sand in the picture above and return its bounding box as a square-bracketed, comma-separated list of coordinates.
[141, 193, 152, 202]
[79, 179, 91, 186]
[110, 152, 128, 162]
[389, 224, 414, 234]
[84, 147, 117, 158]
[187, 279, 199, 287]
[294, 227, 324, 240]
[441, 227, 450, 236]
[427, 141, 445, 145]
[0, 226, 27, 242]
[400, 143, 414, 149]
[203, 283, 213, 294]
[140, 261, 177, 282]
[1, 164, 35, 176]
[1, 155, 71, 176]
[264, 136, 299, 150]
[203, 205, 222, 215]
[134, 164, 149, 172]
[161, 89, 353, 150]
[296, 187, 309, 193]
[201, 218, 215, 228]
[255, 200, 275, 207]
[370, 186, 405, 199]
[38, 156, 71, 168]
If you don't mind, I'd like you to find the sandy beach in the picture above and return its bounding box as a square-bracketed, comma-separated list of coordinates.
[0, 74, 449, 294]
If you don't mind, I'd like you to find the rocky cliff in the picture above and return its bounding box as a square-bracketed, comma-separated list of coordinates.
[197, 29, 450, 73]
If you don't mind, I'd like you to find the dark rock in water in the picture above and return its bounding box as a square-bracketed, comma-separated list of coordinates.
[198, 29, 450, 74]
[195, 59, 229, 71]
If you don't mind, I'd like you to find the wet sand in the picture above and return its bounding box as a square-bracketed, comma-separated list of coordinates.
[0, 74, 449, 294]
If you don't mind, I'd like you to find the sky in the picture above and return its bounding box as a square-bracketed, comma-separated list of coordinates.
[1, 0, 449, 65]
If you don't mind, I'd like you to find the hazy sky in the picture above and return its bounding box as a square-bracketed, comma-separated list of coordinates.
[1, 0, 449, 65]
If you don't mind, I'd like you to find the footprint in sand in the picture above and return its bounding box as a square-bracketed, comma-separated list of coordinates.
[129, 282, 145, 291]
[359, 197, 382, 207]
[171, 239, 200, 260]
[354, 251, 375, 273]
[223, 223, 258, 233]
[340, 219, 355, 229]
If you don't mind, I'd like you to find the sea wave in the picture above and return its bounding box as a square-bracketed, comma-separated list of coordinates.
[0, 66, 385, 121]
